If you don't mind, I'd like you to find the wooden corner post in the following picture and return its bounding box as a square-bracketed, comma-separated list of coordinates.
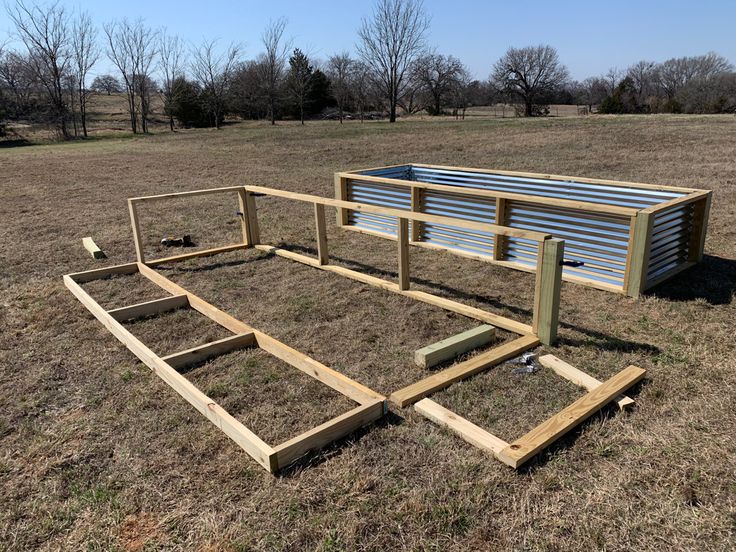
[314, 203, 328, 265]
[243, 190, 260, 245]
[532, 238, 564, 346]
[493, 197, 507, 261]
[334, 174, 349, 227]
[410, 186, 423, 242]
[625, 212, 653, 298]
[398, 217, 410, 290]
[688, 192, 712, 263]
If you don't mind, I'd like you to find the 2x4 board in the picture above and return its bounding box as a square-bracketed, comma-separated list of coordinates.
[335, 164, 712, 296]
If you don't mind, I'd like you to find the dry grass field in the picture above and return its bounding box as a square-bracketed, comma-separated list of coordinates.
[1, 112, 735, 551]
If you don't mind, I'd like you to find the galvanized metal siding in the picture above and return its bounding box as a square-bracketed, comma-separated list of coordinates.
[347, 178, 410, 236]
[505, 202, 631, 287]
[647, 203, 694, 282]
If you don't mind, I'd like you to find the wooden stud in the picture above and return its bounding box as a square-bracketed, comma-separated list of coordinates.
[273, 399, 384, 470]
[398, 217, 410, 290]
[314, 203, 328, 265]
[129, 185, 245, 203]
[390, 335, 540, 407]
[334, 174, 349, 226]
[237, 188, 253, 246]
[497, 365, 646, 468]
[162, 333, 256, 370]
[128, 199, 145, 263]
[538, 355, 634, 410]
[66, 262, 139, 284]
[82, 237, 106, 259]
[626, 212, 654, 298]
[493, 197, 507, 261]
[410, 186, 423, 241]
[688, 192, 712, 263]
[532, 238, 564, 346]
[146, 244, 250, 266]
[414, 398, 509, 454]
[244, 191, 260, 244]
[414, 325, 496, 369]
[107, 294, 189, 322]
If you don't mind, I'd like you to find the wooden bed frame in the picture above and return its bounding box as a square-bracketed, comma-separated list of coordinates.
[64, 184, 593, 471]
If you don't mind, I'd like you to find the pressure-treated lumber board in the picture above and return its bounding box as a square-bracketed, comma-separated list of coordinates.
[538, 355, 634, 410]
[128, 199, 145, 263]
[532, 238, 564, 345]
[161, 332, 256, 369]
[414, 325, 496, 369]
[243, 190, 260, 244]
[640, 190, 710, 214]
[137, 262, 384, 406]
[129, 185, 244, 203]
[336, 172, 641, 217]
[334, 174, 349, 226]
[82, 237, 106, 259]
[398, 217, 410, 290]
[410, 187, 422, 241]
[497, 365, 646, 468]
[67, 262, 139, 284]
[63, 273, 277, 471]
[245, 185, 550, 242]
[625, 212, 654, 297]
[390, 335, 540, 407]
[273, 399, 384, 469]
[253, 244, 533, 335]
[314, 203, 328, 265]
[107, 294, 189, 322]
[493, 198, 507, 260]
[146, 244, 249, 266]
[237, 188, 254, 246]
[414, 398, 509, 454]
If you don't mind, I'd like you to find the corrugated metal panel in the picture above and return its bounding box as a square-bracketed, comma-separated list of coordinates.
[505, 202, 630, 287]
[647, 204, 693, 281]
[421, 189, 496, 258]
[347, 179, 411, 236]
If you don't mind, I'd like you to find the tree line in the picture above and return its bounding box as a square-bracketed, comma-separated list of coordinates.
[1, 0, 735, 140]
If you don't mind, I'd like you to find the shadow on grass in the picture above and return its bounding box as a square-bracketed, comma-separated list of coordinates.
[276, 411, 404, 477]
[517, 377, 648, 473]
[0, 137, 33, 148]
[645, 254, 736, 305]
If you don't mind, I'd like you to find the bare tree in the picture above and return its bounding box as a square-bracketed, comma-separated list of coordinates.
[71, 11, 98, 137]
[91, 74, 122, 95]
[191, 39, 239, 129]
[104, 19, 156, 133]
[261, 17, 289, 125]
[351, 61, 374, 122]
[626, 60, 656, 105]
[7, 0, 72, 138]
[491, 45, 569, 117]
[413, 53, 463, 115]
[158, 32, 184, 131]
[0, 50, 37, 116]
[327, 52, 353, 123]
[357, 0, 430, 122]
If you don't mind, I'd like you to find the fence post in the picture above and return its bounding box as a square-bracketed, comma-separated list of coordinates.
[398, 217, 410, 290]
[237, 188, 253, 246]
[532, 238, 564, 345]
[314, 203, 328, 265]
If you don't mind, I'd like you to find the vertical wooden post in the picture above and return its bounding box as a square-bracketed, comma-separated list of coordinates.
[237, 188, 253, 246]
[128, 199, 145, 263]
[532, 238, 564, 346]
[625, 212, 653, 298]
[334, 174, 349, 227]
[493, 197, 507, 261]
[688, 193, 712, 263]
[243, 190, 260, 245]
[410, 186, 423, 242]
[314, 203, 328, 265]
[398, 217, 410, 290]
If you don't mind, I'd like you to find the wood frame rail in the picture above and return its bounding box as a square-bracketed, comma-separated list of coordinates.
[334, 166, 712, 297]
[125, 184, 564, 409]
[64, 262, 385, 473]
[415, 356, 645, 468]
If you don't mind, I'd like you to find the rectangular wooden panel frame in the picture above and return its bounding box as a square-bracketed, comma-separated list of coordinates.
[415, 356, 645, 468]
[127, 184, 564, 408]
[335, 166, 712, 297]
[64, 262, 386, 474]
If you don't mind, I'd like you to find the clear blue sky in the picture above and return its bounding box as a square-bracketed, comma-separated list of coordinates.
[1, 0, 734, 81]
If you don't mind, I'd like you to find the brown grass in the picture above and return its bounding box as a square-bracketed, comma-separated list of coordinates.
[1, 113, 735, 551]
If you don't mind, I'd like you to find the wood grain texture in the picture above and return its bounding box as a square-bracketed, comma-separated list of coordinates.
[398, 218, 410, 290]
[414, 325, 495, 369]
[532, 238, 564, 345]
[107, 294, 189, 322]
[314, 203, 329, 265]
[497, 365, 646, 468]
[161, 332, 256, 369]
[82, 237, 106, 259]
